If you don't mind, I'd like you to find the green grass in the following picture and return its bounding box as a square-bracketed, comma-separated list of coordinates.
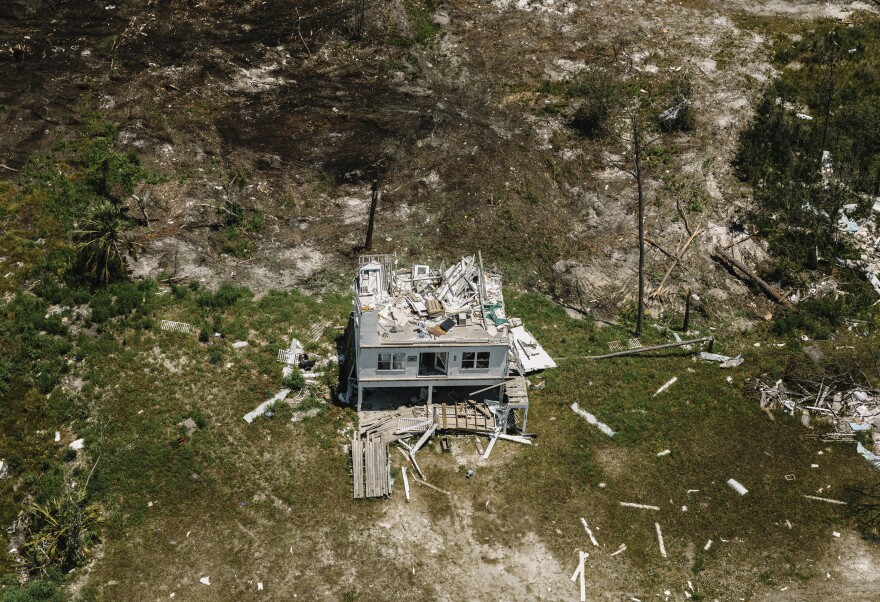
[415, 292, 880, 598]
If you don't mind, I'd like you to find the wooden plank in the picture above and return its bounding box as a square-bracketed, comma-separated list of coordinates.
[412, 424, 437, 454]
[352, 439, 363, 499]
[483, 436, 498, 460]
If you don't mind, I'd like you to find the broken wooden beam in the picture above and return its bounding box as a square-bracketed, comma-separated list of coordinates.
[411, 476, 452, 496]
[650, 227, 704, 298]
[411, 424, 437, 455]
[655, 522, 667, 558]
[619, 501, 660, 511]
[712, 246, 789, 305]
[803, 494, 847, 505]
[402, 466, 411, 502]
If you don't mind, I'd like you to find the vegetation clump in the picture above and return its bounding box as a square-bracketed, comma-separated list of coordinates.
[735, 17, 880, 333]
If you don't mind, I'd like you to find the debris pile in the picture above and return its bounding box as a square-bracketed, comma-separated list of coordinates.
[757, 379, 880, 460]
[830, 199, 880, 297]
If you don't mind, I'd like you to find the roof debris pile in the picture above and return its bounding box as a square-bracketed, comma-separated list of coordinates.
[814, 198, 880, 299]
[354, 253, 555, 372]
[757, 379, 880, 464]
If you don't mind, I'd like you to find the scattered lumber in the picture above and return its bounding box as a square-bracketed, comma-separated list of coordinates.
[650, 227, 704, 298]
[580, 518, 599, 547]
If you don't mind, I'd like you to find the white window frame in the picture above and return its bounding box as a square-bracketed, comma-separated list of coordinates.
[461, 351, 491, 370]
[378, 352, 407, 371]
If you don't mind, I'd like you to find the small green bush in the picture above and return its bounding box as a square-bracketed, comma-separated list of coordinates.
[282, 368, 306, 391]
[197, 282, 252, 311]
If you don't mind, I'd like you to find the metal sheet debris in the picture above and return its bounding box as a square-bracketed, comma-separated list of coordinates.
[698, 351, 744, 368]
[857, 442, 880, 470]
[571, 403, 616, 437]
[727, 478, 748, 496]
[510, 325, 557, 373]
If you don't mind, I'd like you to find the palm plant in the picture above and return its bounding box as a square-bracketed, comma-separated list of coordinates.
[21, 486, 105, 574]
[72, 199, 139, 283]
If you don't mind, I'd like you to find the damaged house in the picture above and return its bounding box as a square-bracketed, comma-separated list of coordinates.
[340, 253, 555, 498]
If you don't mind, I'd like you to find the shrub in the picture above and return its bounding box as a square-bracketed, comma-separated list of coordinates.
[282, 368, 306, 391]
[196, 282, 252, 311]
[21, 487, 104, 574]
[72, 200, 139, 284]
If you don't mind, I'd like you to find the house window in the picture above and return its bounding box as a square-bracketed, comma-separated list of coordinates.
[378, 352, 406, 371]
[461, 351, 491, 369]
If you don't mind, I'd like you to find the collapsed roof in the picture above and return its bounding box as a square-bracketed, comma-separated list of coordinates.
[353, 254, 556, 372]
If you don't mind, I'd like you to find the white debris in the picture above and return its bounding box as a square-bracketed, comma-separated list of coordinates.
[257, 582, 264, 591]
[727, 478, 748, 496]
[832, 531, 841, 538]
[580, 518, 599, 547]
[657, 449, 671, 457]
[243, 389, 291, 423]
[703, 539, 713, 551]
[655, 522, 667, 558]
[857, 442, 880, 470]
[232, 340, 249, 349]
[619, 502, 660, 511]
[653, 377, 677, 397]
[796, 113, 813, 120]
[698, 352, 744, 368]
[200, 576, 211, 585]
[54, 431, 61, 442]
[610, 544, 627, 556]
[570, 403, 616, 437]
[69, 438, 85, 451]
[0, 459, 8, 479]
[510, 326, 557, 373]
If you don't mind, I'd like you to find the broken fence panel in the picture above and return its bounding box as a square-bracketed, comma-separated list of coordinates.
[160, 320, 196, 335]
[571, 403, 616, 437]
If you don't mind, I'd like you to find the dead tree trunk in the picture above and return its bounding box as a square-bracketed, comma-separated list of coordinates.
[632, 115, 645, 338]
[363, 179, 379, 251]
